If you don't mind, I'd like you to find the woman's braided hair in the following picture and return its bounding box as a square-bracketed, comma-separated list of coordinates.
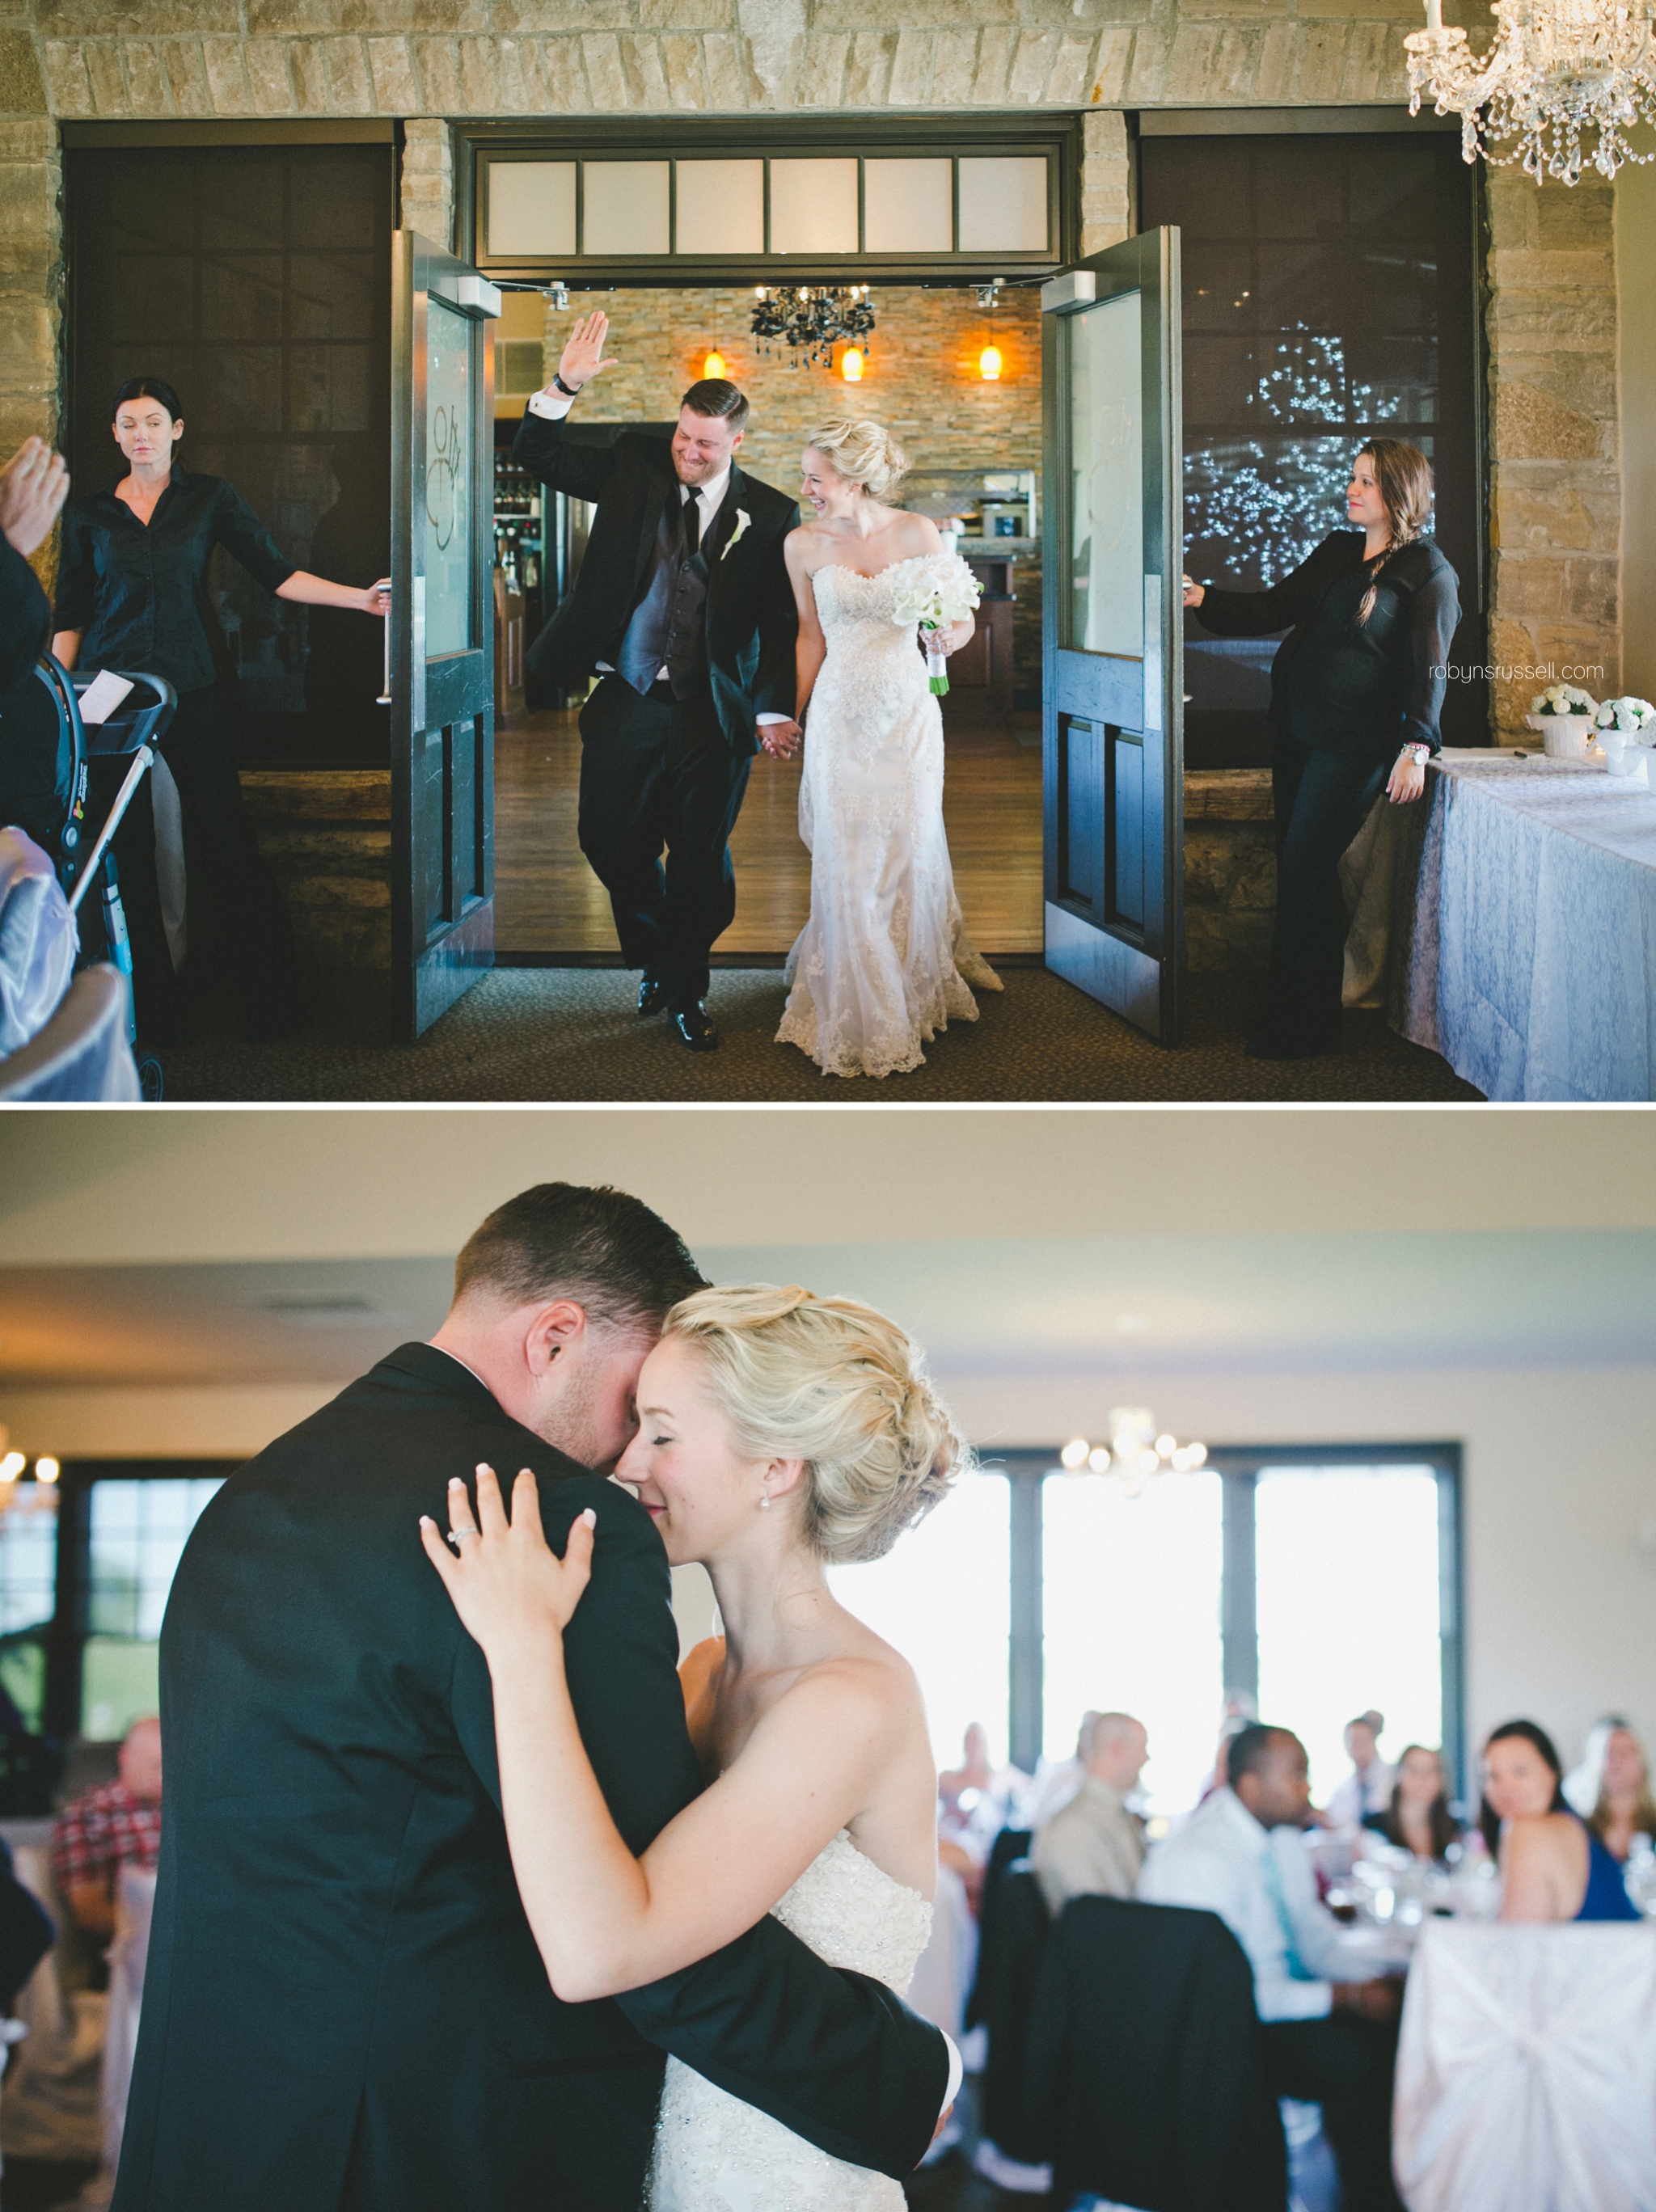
[661, 1283, 966, 1564]
[1354, 439, 1434, 627]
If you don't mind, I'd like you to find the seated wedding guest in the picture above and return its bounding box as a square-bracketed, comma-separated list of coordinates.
[1481, 1719, 1639, 1921]
[1026, 1710, 1100, 1830]
[1324, 1711, 1396, 1828]
[1565, 1718, 1656, 1863]
[1362, 1744, 1463, 1864]
[1139, 1723, 1405, 2212]
[1185, 441, 1460, 1060]
[52, 377, 390, 1043]
[52, 1716, 163, 1940]
[1033, 1712, 1148, 1914]
[0, 435, 68, 688]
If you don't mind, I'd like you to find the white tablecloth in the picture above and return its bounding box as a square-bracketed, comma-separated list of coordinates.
[1388, 754, 1656, 1100]
[1393, 1920, 1656, 2212]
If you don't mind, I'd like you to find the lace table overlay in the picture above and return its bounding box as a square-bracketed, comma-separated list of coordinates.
[775, 557, 1001, 1081]
[648, 1832, 934, 2211]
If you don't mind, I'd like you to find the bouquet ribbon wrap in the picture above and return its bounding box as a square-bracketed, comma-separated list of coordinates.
[890, 552, 983, 699]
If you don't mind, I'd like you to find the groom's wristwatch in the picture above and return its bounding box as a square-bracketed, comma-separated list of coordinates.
[551, 373, 583, 398]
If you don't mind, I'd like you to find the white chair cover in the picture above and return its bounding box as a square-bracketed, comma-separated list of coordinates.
[0, 823, 75, 1053]
[101, 1864, 156, 2174]
[1393, 1921, 1656, 2212]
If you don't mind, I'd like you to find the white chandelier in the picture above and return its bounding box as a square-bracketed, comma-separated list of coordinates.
[1058, 1408, 1207, 1498]
[1405, 0, 1656, 184]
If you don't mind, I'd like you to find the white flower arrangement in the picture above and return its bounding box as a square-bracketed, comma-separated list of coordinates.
[1529, 682, 1598, 717]
[1593, 694, 1656, 738]
[889, 553, 982, 694]
[720, 509, 750, 559]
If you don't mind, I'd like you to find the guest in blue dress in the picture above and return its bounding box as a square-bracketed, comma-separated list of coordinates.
[1478, 1719, 1639, 1922]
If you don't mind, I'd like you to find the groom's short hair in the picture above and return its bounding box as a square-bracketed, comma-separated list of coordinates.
[452, 1183, 708, 1332]
[682, 378, 749, 434]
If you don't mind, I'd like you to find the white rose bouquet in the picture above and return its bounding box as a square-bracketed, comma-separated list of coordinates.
[1529, 682, 1599, 717]
[1593, 695, 1656, 738]
[889, 553, 982, 695]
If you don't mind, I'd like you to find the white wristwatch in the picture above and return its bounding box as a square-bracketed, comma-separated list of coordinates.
[1400, 744, 1430, 765]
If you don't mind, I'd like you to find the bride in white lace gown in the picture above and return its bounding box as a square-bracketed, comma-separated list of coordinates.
[423, 1285, 965, 2210]
[775, 420, 1000, 1079]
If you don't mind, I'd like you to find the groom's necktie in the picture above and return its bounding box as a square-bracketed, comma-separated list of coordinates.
[682, 488, 702, 558]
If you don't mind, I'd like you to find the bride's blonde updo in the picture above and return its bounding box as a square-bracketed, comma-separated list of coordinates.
[804, 418, 910, 503]
[661, 1283, 966, 1564]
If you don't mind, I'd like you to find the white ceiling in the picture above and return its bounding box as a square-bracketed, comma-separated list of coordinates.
[2, 1111, 1650, 1391]
[1, 1229, 1650, 1390]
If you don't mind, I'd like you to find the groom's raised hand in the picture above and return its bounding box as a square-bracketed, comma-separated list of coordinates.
[552, 311, 618, 396]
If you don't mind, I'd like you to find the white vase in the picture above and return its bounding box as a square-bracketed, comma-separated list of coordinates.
[1524, 711, 1596, 759]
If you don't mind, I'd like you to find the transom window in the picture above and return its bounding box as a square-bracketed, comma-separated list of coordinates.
[465, 123, 1074, 281]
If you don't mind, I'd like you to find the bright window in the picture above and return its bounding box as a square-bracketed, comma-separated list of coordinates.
[830, 1469, 1012, 1771]
[83, 1477, 226, 1741]
[1255, 1463, 1444, 1804]
[0, 1483, 58, 1729]
[1042, 1467, 1225, 1817]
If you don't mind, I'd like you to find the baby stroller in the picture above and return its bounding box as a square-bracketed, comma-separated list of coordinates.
[0, 654, 176, 1101]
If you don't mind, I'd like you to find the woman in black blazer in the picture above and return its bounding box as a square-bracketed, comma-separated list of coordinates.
[53, 376, 389, 1042]
[1185, 441, 1460, 1058]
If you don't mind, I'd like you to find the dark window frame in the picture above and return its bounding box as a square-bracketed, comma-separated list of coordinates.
[981, 1442, 1465, 1798]
[36, 1459, 243, 1743]
[457, 113, 1082, 287]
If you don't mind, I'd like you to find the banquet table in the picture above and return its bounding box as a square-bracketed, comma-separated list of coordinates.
[1384, 751, 1656, 1100]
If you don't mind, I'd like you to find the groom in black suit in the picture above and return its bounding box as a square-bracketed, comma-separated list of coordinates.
[112, 1183, 952, 2212]
[514, 314, 801, 1052]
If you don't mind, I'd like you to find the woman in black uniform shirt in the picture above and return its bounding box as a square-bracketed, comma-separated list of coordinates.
[1185, 440, 1459, 1059]
[52, 377, 389, 1040]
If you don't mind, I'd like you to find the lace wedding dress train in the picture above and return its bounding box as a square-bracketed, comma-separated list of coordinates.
[647, 1832, 933, 2212]
[775, 556, 1001, 1079]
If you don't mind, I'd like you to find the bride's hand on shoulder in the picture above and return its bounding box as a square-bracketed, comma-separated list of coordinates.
[420, 1463, 595, 1661]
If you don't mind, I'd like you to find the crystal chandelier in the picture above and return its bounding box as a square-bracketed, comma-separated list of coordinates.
[1405, 0, 1656, 184]
[1058, 1410, 1207, 1499]
[750, 285, 877, 369]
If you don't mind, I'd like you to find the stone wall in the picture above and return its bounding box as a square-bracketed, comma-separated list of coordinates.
[1485, 168, 1621, 737]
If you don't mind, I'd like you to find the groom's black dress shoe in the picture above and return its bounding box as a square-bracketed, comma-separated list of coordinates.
[637, 972, 671, 1017]
[670, 1001, 720, 1052]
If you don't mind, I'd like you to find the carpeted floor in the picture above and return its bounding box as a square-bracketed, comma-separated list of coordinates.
[154, 965, 1483, 1104]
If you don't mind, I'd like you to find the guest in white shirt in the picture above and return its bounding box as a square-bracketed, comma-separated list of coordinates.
[1323, 1712, 1396, 1829]
[1138, 1724, 1405, 2212]
[1033, 1712, 1147, 1914]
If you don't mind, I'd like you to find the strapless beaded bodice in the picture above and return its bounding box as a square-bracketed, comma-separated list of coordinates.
[647, 1834, 932, 2210]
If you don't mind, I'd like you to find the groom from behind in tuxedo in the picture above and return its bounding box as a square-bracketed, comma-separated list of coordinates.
[516, 315, 801, 1052]
[112, 1182, 953, 2212]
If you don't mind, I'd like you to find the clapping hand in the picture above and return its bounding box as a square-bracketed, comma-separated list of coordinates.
[0, 437, 69, 559]
[420, 1464, 595, 1660]
[554, 312, 618, 395]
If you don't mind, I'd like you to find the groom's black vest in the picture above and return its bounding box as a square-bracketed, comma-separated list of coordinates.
[512, 410, 800, 755]
[618, 488, 709, 699]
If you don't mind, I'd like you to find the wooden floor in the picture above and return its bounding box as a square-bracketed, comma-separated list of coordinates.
[493, 699, 1045, 959]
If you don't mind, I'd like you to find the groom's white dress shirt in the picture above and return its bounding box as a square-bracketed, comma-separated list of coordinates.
[1137, 1786, 1379, 2022]
[427, 1344, 962, 2116]
[525, 386, 788, 725]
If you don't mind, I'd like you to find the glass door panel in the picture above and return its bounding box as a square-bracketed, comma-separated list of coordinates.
[422, 298, 475, 658]
[1068, 290, 1144, 658]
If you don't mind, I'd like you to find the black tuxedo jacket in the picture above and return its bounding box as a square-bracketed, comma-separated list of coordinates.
[513, 409, 800, 757]
[1, 542, 50, 693]
[110, 1345, 948, 2212]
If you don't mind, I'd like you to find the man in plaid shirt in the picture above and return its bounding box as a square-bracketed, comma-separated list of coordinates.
[53, 1716, 163, 1938]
